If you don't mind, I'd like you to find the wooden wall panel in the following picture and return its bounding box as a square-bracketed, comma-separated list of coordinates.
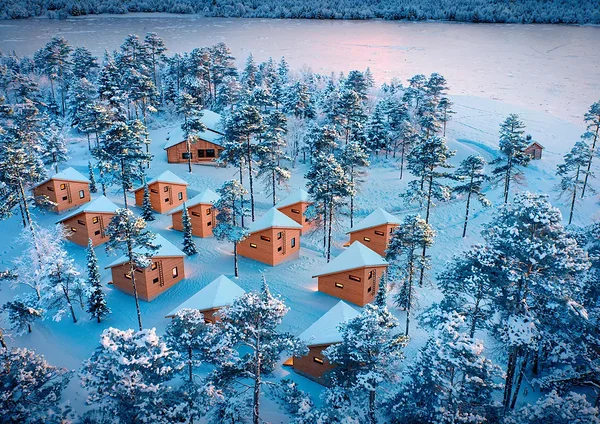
[317, 265, 387, 306]
[238, 227, 301, 266]
[171, 204, 215, 237]
[277, 201, 315, 234]
[63, 212, 114, 247]
[165, 139, 224, 163]
[135, 181, 187, 214]
[34, 179, 90, 213]
[293, 345, 335, 385]
[349, 223, 399, 256]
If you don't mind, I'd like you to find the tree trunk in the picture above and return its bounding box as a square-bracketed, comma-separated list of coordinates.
[0, 329, 6, 347]
[510, 355, 528, 409]
[247, 136, 255, 221]
[399, 142, 406, 179]
[368, 390, 376, 424]
[581, 123, 598, 198]
[234, 241, 239, 277]
[239, 164, 245, 228]
[188, 346, 193, 383]
[569, 165, 580, 225]
[419, 172, 434, 287]
[128, 240, 144, 331]
[18, 179, 32, 228]
[327, 201, 334, 262]
[272, 169, 276, 206]
[504, 152, 513, 204]
[187, 138, 193, 173]
[121, 160, 129, 209]
[503, 348, 518, 410]
[405, 261, 414, 336]
[253, 336, 262, 424]
[462, 171, 474, 238]
[349, 166, 355, 228]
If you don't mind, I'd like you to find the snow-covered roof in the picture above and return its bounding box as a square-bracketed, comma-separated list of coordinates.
[312, 241, 388, 277]
[134, 170, 188, 191]
[347, 208, 401, 234]
[247, 207, 303, 233]
[37, 167, 90, 186]
[163, 110, 225, 150]
[106, 234, 185, 268]
[166, 275, 245, 317]
[56, 195, 119, 223]
[274, 188, 311, 209]
[167, 189, 220, 215]
[525, 141, 545, 150]
[298, 301, 361, 346]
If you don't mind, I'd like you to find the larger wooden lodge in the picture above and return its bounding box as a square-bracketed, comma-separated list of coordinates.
[166, 275, 245, 323]
[164, 110, 225, 163]
[167, 189, 219, 238]
[106, 234, 186, 301]
[347, 208, 401, 256]
[238, 207, 303, 266]
[32, 167, 91, 213]
[275, 188, 314, 234]
[134, 170, 188, 214]
[293, 300, 360, 384]
[56, 196, 119, 247]
[313, 241, 388, 307]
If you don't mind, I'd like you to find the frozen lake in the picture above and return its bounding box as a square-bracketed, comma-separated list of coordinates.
[0, 14, 599, 122]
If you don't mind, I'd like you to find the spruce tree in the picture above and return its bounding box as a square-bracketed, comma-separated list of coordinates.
[175, 92, 206, 173]
[88, 161, 97, 193]
[256, 110, 290, 205]
[581, 101, 600, 198]
[1, 298, 42, 334]
[454, 155, 490, 237]
[340, 140, 369, 227]
[40, 117, 69, 173]
[86, 239, 110, 323]
[141, 181, 155, 221]
[214, 180, 248, 277]
[557, 139, 592, 224]
[181, 203, 198, 256]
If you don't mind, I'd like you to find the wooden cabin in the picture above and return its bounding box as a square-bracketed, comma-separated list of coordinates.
[32, 167, 91, 213]
[347, 208, 401, 257]
[106, 234, 185, 302]
[164, 110, 225, 163]
[167, 189, 219, 238]
[523, 141, 545, 160]
[134, 170, 188, 214]
[56, 196, 119, 247]
[293, 301, 360, 385]
[275, 188, 314, 234]
[165, 275, 245, 323]
[238, 207, 303, 266]
[313, 241, 388, 307]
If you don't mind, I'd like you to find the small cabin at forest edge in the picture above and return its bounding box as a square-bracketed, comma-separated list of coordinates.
[275, 188, 314, 234]
[238, 207, 303, 266]
[164, 110, 225, 163]
[106, 234, 186, 302]
[346, 208, 401, 257]
[134, 170, 188, 214]
[167, 189, 220, 238]
[313, 241, 388, 307]
[166, 275, 245, 323]
[32, 167, 91, 213]
[292, 300, 361, 384]
[56, 195, 119, 247]
[523, 141, 545, 160]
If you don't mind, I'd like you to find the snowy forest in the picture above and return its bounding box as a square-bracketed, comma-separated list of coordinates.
[2, 0, 600, 24]
[0, 29, 599, 424]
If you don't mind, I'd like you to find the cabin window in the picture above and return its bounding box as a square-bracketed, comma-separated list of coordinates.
[206, 149, 216, 158]
[374, 230, 385, 236]
[207, 221, 212, 226]
[70, 227, 77, 232]
[178, 192, 183, 200]
[313, 357, 324, 365]
[363, 237, 371, 242]
[79, 190, 85, 199]
[124, 272, 132, 279]
[77, 219, 86, 226]
[164, 186, 169, 192]
[206, 208, 212, 215]
[135, 268, 143, 273]
[368, 271, 374, 280]
[60, 184, 67, 190]
[261, 236, 271, 242]
[277, 232, 282, 240]
[349, 275, 361, 282]
[250, 243, 257, 248]
[153, 277, 159, 284]
[181, 152, 192, 159]
[278, 246, 283, 252]
[151, 262, 158, 270]
[368, 287, 372, 293]
[291, 237, 296, 248]
[164, 198, 170, 202]
[191, 211, 201, 217]
[92, 216, 99, 224]
[197, 149, 205, 158]
[390, 227, 395, 234]
[291, 208, 300, 214]
[151, 189, 159, 194]
[62, 196, 68, 201]
[335, 283, 344, 289]
[94, 230, 100, 236]
[47, 186, 54, 192]
[172, 267, 179, 278]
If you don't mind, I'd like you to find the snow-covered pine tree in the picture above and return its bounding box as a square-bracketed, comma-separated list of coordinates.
[88, 161, 97, 193]
[453, 155, 490, 237]
[86, 239, 110, 323]
[283, 81, 316, 119]
[241, 53, 258, 90]
[257, 110, 291, 205]
[437, 96, 455, 137]
[68, 77, 97, 149]
[482, 192, 589, 410]
[40, 117, 69, 173]
[1, 298, 42, 334]
[581, 101, 600, 198]
[324, 282, 407, 424]
[143, 32, 168, 91]
[303, 122, 338, 159]
[181, 203, 198, 255]
[403, 74, 427, 116]
[0, 346, 71, 423]
[344, 70, 369, 101]
[337, 88, 366, 144]
[141, 181, 155, 222]
[175, 92, 206, 173]
[386, 312, 502, 424]
[491, 114, 531, 204]
[34, 36, 72, 116]
[506, 390, 599, 424]
[340, 140, 369, 227]
[70, 46, 98, 80]
[557, 139, 592, 224]
[214, 278, 306, 424]
[385, 214, 435, 335]
[80, 327, 182, 423]
[396, 119, 418, 179]
[366, 101, 389, 156]
[104, 208, 158, 330]
[214, 180, 248, 277]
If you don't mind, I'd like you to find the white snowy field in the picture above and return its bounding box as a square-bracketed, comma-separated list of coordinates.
[1, 15, 599, 123]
